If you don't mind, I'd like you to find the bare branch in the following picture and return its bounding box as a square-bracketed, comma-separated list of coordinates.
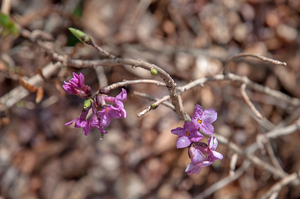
[98, 79, 166, 94]
[179, 73, 300, 107]
[260, 118, 300, 140]
[241, 83, 264, 120]
[259, 171, 300, 199]
[133, 91, 175, 110]
[213, 132, 300, 185]
[230, 153, 238, 176]
[0, 62, 61, 112]
[1, 0, 11, 14]
[223, 53, 287, 74]
[95, 66, 108, 88]
[195, 160, 251, 199]
[137, 95, 171, 117]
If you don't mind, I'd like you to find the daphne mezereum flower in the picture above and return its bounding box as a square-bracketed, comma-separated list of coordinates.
[103, 88, 127, 118]
[97, 88, 127, 127]
[65, 88, 127, 136]
[171, 121, 203, 149]
[185, 136, 223, 175]
[65, 107, 90, 128]
[85, 108, 108, 135]
[191, 104, 217, 135]
[63, 72, 92, 98]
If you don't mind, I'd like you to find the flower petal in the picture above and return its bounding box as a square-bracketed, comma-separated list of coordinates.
[98, 111, 111, 127]
[116, 88, 127, 102]
[208, 136, 218, 150]
[191, 118, 201, 130]
[65, 119, 77, 126]
[171, 127, 185, 136]
[83, 123, 91, 136]
[98, 127, 108, 134]
[176, 136, 191, 148]
[78, 73, 85, 87]
[198, 160, 214, 167]
[210, 151, 223, 161]
[193, 104, 203, 119]
[190, 133, 203, 142]
[184, 121, 197, 132]
[203, 108, 217, 124]
[185, 163, 201, 175]
[200, 122, 214, 135]
[191, 149, 206, 164]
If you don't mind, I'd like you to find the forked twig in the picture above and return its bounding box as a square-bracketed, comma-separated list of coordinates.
[136, 95, 171, 117]
[133, 91, 174, 111]
[195, 160, 251, 199]
[259, 171, 300, 199]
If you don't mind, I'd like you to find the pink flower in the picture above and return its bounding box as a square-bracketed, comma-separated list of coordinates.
[191, 105, 217, 135]
[65, 87, 127, 136]
[62, 72, 92, 98]
[171, 122, 203, 149]
[185, 136, 223, 175]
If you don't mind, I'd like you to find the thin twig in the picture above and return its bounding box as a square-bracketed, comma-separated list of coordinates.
[137, 95, 171, 117]
[0, 62, 61, 112]
[259, 171, 300, 199]
[230, 153, 238, 176]
[265, 118, 300, 140]
[90, 40, 116, 59]
[241, 83, 264, 120]
[1, 0, 11, 14]
[95, 66, 108, 88]
[98, 79, 166, 94]
[195, 160, 251, 199]
[212, 131, 300, 186]
[265, 141, 285, 173]
[223, 53, 287, 74]
[133, 91, 175, 111]
[179, 73, 300, 107]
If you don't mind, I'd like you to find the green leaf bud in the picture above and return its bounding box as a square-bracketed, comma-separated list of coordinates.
[84, 99, 92, 109]
[151, 68, 158, 75]
[69, 27, 91, 44]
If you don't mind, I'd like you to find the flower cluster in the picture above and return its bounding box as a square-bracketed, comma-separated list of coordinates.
[171, 105, 223, 175]
[63, 72, 127, 135]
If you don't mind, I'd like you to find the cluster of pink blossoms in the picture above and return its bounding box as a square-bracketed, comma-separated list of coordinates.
[171, 105, 223, 175]
[63, 73, 127, 135]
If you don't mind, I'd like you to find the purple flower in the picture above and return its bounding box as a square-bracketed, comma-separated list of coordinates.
[185, 136, 223, 175]
[65, 107, 108, 136]
[191, 105, 217, 135]
[114, 88, 127, 118]
[64, 80, 127, 136]
[62, 72, 92, 98]
[103, 88, 127, 118]
[65, 107, 90, 128]
[85, 109, 108, 135]
[171, 122, 203, 149]
[97, 105, 123, 127]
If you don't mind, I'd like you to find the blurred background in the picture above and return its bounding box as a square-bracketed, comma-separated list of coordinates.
[1, 0, 300, 198]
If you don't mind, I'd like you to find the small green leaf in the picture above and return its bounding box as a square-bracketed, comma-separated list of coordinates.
[68, 27, 91, 44]
[0, 12, 19, 36]
[151, 104, 156, 109]
[151, 68, 158, 75]
[84, 99, 92, 109]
